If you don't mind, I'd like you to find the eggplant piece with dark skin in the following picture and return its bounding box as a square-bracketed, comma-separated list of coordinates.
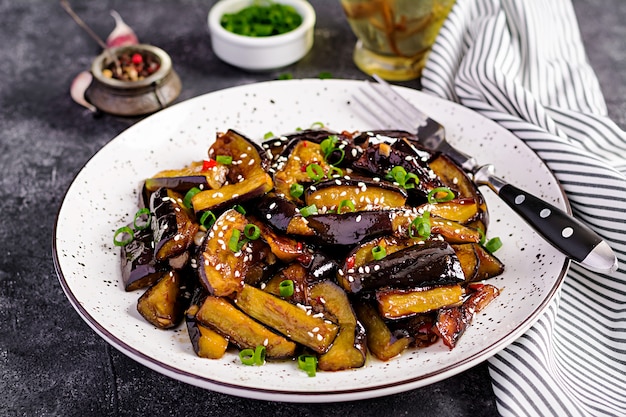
[308, 280, 367, 371]
[388, 312, 439, 348]
[262, 262, 310, 305]
[150, 187, 199, 261]
[305, 210, 394, 247]
[354, 301, 413, 361]
[337, 238, 465, 294]
[434, 283, 500, 349]
[254, 193, 314, 236]
[121, 225, 164, 292]
[136, 269, 191, 329]
[296, 247, 340, 282]
[185, 287, 229, 359]
[144, 160, 228, 194]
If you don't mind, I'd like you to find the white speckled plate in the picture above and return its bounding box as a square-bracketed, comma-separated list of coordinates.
[53, 79, 569, 402]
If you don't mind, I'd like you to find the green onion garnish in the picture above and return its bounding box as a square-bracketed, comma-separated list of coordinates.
[216, 155, 233, 165]
[320, 135, 345, 166]
[239, 345, 266, 366]
[113, 226, 134, 247]
[290, 183, 304, 199]
[228, 229, 245, 252]
[409, 211, 431, 239]
[484, 237, 503, 253]
[263, 131, 274, 140]
[386, 166, 419, 189]
[244, 224, 261, 240]
[306, 163, 325, 181]
[337, 199, 355, 213]
[220, 3, 303, 37]
[299, 204, 318, 217]
[199, 211, 216, 229]
[183, 187, 201, 208]
[279, 279, 295, 297]
[297, 354, 317, 377]
[133, 208, 151, 230]
[310, 121, 325, 129]
[327, 166, 343, 178]
[234, 205, 247, 215]
[427, 187, 455, 204]
[371, 245, 386, 261]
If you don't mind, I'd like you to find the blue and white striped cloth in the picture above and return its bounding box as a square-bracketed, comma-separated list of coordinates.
[421, 0, 626, 416]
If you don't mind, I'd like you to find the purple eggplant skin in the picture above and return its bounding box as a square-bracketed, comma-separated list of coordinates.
[339, 238, 465, 293]
[120, 225, 165, 291]
[254, 193, 301, 233]
[297, 248, 341, 282]
[306, 211, 394, 246]
[353, 143, 444, 197]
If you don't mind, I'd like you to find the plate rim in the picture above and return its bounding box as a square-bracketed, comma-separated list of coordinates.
[52, 78, 570, 402]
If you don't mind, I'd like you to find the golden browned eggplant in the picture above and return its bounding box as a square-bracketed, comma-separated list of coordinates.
[196, 208, 248, 296]
[185, 293, 229, 359]
[309, 280, 367, 371]
[136, 270, 190, 329]
[304, 177, 407, 211]
[376, 284, 465, 320]
[144, 159, 228, 193]
[434, 283, 500, 349]
[354, 301, 412, 361]
[262, 262, 310, 305]
[234, 284, 339, 354]
[196, 295, 297, 359]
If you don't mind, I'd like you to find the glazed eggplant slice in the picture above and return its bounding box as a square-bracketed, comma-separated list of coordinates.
[390, 209, 481, 244]
[308, 280, 367, 371]
[121, 225, 164, 291]
[196, 295, 297, 359]
[262, 262, 310, 305]
[305, 211, 394, 246]
[249, 216, 305, 263]
[304, 177, 407, 211]
[196, 208, 249, 296]
[191, 170, 273, 214]
[388, 312, 439, 348]
[209, 129, 271, 175]
[338, 239, 465, 294]
[185, 290, 229, 359]
[354, 301, 412, 361]
[137, 270, 191, 329]
[297, 248, 340, 282]
[144, 160, 228, 193]
[234, 284, 339, 354]
[376, 284, 464, 320]
[254, 193, 314, 236]
[434, 283, 500, 349]
[150, 187, 199, 261]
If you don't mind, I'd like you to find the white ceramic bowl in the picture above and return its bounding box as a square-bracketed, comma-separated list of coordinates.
[208, 0, 316, 71]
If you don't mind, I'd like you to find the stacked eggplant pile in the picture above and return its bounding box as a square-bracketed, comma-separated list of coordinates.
[117, 127, 504, 373]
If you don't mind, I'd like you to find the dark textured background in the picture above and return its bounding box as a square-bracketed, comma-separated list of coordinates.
[1, 1, 624, 416]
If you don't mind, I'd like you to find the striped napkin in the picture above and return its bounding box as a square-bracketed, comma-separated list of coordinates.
[421, 0, 626, 416]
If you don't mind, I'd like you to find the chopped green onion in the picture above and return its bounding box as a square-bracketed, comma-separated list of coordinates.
[427, 187, 455, 204]
[327, 166, 343, 178]
[220, 2, 303, 37]
[318, 71, 332, 79]
[484, 237, 503, 253]
[239, 348, 256, 366]
[216, 155, 233, 165]
[320, 135, 345, 166]
[183, 187, 201, 208]
[290, 183, 304, 199]
[199, 211, 216, 229]
[279, 279, 294, 297]
[310, 121, 325, 129]
[371, 245, 387, 260]
[306, 163, 325, 181]
[133, 208, 151, 230]
[228, 229, 246, 252]
[244, 224, 261, 240]
[386, 166, 419, 189]
[337, 199, 355, 213]
[233, 204, 247, 215]
[263, 131, 274, 140]
[477, 227, 486, 245]
[409, 211, 431, 239]
[300, 204, 318, 217]
[298, 354, 317, 377]
[254, 345, 266, 365]
[113, 226, 134, 247]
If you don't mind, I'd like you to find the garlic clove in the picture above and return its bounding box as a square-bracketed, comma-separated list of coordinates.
[106, 10, 139, 48]
[70, 71, 97, 112]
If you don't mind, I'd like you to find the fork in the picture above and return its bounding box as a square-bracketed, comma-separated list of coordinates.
[352, 75, 618, 274]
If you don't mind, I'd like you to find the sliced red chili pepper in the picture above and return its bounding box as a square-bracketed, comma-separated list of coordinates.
[202, 159, 217, 171]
